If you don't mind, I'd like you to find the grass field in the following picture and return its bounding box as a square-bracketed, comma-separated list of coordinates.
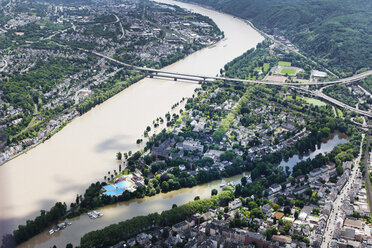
[303, 97, 327, 106]
[278, 61, 291, 66]
[263, 63, 270, 72]
[281, 68, 296, 75]
[336, 108, 344, 118]
[286, 95, 302, 100]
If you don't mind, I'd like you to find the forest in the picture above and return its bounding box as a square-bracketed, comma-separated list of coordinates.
[183, 0, 372, 76]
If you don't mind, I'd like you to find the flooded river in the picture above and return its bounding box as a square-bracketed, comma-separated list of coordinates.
[0, 0, 264, 244]
[19, 131, 348, 247]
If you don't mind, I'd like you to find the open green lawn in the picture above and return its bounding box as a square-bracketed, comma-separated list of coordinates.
[281, 68, 296, 75]
[263, 63, 270, 72]
[336, 108, 344, 118]
[286, 95, 302, 100]
[303, 97, 327, 107]
[278, 61, 291, 66]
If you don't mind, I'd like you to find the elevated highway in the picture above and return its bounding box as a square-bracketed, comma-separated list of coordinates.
[87, 50, 372, 118]
[90, 50, 372, 86]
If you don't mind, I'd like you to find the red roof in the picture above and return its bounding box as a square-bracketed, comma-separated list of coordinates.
[273, 212, 284, 219]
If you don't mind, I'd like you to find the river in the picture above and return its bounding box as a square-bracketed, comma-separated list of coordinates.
[279, 131, 349, 172]
[0, 0, 264, 244]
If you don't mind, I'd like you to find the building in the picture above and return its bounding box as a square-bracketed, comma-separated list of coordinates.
[261, 204, 274, 217]
[268, 184, 282, 195]
[272, 235, 292, 244]
[312, 70, 328, 78]
[228, 198, 242, 210]
[183, 140, 203, 153]
[172, 221, 190, 232]
[310, 168, 322, 177]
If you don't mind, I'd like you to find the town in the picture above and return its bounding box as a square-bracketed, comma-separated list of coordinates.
[77, 39, 372, 248]
[1, 0, 372, 247]
[0, 0, 222, 165]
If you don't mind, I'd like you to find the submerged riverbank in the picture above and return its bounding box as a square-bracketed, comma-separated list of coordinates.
[0, 0, 264, 242]
[18, 130, 348, 247]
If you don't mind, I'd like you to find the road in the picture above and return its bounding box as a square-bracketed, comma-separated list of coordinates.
[11, 103, 39, 140]
[88, 49, 372, 118]
[358, 85, 372, 97]
[321, 133, 366, 248]
[114, 14, 125, 39]
[350, 117, 372, 130]
[88, 50, 372, 86]
[364, 133, 372, 211]
[315, 90, 372, 118]
[0, 59, 8, 72]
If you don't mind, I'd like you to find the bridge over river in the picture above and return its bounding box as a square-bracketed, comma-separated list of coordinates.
[91, 50, 372, 86]
[89, 50, 372, 118]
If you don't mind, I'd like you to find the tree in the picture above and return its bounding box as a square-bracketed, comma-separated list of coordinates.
[277, 196, 285, 206]
[284, 206, 291, 215]
[294, 210, 299, 219]
[211, 189, 218, 196]
[161, 181, 169, 192]
[194, 196, 200, 201]
[265, 227, 277, 240]
[66, 244, 73, 248]
[353, 211, 360, 219]
[312, 208, 320, 216]
[116, 152, 122, 160]
[336, 165, 344, 175]
[241, 176, 247, 186]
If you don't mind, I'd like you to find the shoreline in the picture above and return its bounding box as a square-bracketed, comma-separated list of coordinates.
[1, 0, 262, 242]
[0, 39, 221, 168]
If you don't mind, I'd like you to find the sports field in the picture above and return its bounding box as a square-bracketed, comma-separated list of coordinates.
[281, 68, 296, 75]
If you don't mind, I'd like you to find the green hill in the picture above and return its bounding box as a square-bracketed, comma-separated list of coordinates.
[182, 0, 372, 76]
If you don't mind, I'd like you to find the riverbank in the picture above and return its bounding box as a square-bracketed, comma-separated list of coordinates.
[16, 127, 351, 247]
[0, 0, 264, 241]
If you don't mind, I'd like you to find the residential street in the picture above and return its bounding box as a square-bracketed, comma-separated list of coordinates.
[321, 134, 366, 248]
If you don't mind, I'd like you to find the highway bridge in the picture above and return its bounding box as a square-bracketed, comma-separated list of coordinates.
[87, 50, 372, 119]
[91, 50, 372, 86]
[292, 86, 372, 119]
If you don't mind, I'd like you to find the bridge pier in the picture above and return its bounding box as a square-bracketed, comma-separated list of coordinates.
[149, 74, 154, 78]
[174, 78, 177, 81]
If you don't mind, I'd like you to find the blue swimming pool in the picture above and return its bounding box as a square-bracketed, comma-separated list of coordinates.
[103, 189, 124, 196]
[103, 185, 116, 191]
[103, 180, 131, 196]
[115, 180, 131, 188]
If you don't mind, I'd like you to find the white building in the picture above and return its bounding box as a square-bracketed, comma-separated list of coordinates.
[228, 198, 242, 210]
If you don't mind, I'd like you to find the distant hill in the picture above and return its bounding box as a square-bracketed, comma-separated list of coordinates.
[182, 0, 372, 76]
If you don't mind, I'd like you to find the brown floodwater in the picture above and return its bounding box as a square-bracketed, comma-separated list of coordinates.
[18, 132, 348, 248]
[0, 0, 264, 244]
